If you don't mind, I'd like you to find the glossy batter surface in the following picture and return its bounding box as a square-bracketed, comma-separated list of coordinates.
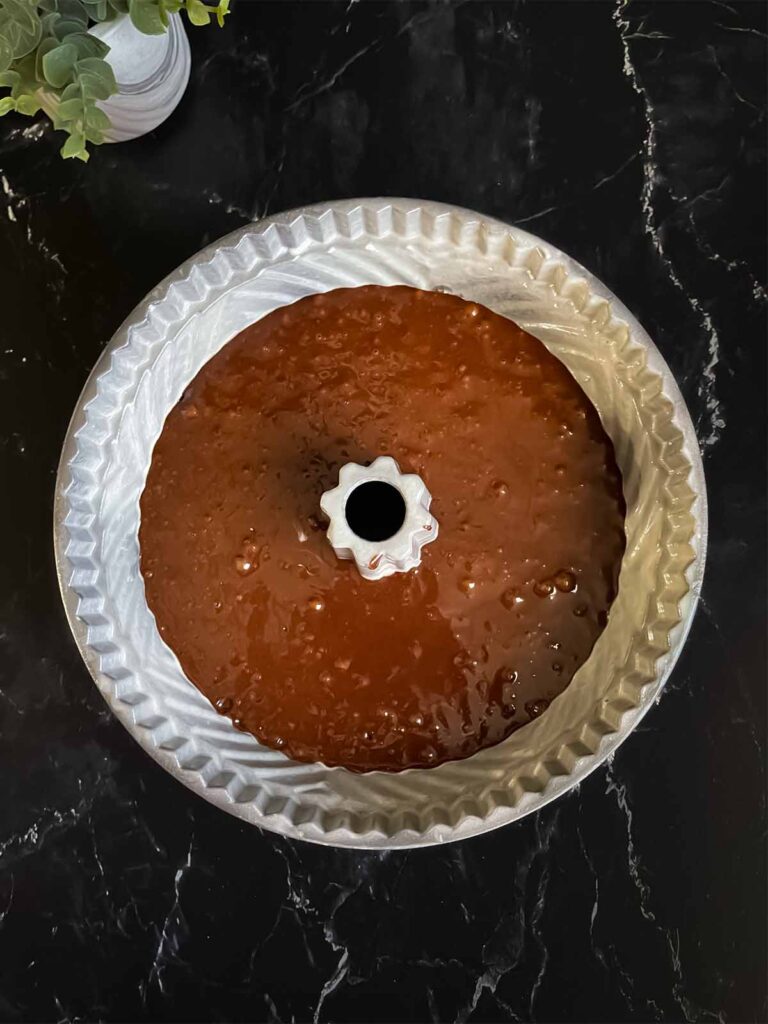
[140, 286, 625, 771]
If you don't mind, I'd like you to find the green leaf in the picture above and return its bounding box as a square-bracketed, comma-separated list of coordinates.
[40, 11, 62, 37]
[185, 0, 210, 27]
[77, 55, 114, 76]
[60, 129, 89, 160]
[66, 32, 110, 60]
[57, 0, 89, 25]
[0, 96, 16, 115]
[59, 80, 81, 101]
[83, 116, 108, 143]
[54, 17, 91, 39]
[15, 92, 40, 114]
[82, 0, 110, 21]
[35, 36, 59, 83]
[1, 0, 43, 60]
[77, 72, 110, 99]
[0, 37, 13, 75]
[84, 104, 109, 131]
[76, 57, 117, 99]
[8, 51, 38, 96]
[78, 54, 116, 81]
[4, 0, 39, 36]
[42, 41, 79, 87]
[128, 0, 166, 35]
[55, 96, 84, 121]
[215, 0, 229, 28]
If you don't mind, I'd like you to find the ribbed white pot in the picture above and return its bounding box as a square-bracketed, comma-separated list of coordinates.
[89, 12, 190, 142]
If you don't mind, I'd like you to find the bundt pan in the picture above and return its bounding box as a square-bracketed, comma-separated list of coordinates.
[54, 199, 707, 848]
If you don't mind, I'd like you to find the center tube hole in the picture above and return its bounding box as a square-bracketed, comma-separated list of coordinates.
[345, 481, 407, 542]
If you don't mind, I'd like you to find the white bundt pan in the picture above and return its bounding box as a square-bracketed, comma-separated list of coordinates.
[54, 199, 707, 848]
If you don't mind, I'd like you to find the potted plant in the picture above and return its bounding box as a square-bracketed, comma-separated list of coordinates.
[0, 0, 229, 161]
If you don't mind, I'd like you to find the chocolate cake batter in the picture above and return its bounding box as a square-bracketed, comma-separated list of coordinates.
[140, 286, 626, 771]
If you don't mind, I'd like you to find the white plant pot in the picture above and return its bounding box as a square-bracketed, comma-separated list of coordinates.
[89, 12, 191, 142]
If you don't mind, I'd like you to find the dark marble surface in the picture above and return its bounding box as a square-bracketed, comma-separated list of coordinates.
[0, 1, 766, 1021]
